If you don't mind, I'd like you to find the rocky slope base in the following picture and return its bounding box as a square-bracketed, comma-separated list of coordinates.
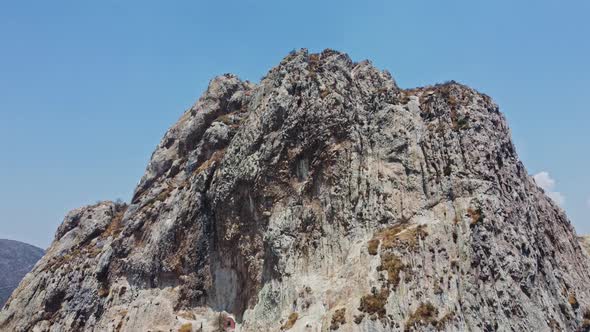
[1, 49, 590, 332]
[0, 239, 44, 306]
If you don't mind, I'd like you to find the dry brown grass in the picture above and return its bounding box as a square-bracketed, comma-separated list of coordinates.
[569, 292, 579, 309]
[453, 212, 460, 225]
[359, 288, 390, 318]
[582, 308, 590, 331]
[309, 53, 320, 64]
[142, 185, 174, 208]
[467, 207, 484, 225]
[176, 311, 196, 320]
[330, 308, 346, 330]
[438, 311, 455, 329]
[373, 224, 428, 251]
[102, 206, 127, 238]
[367, 239, 379, 255]
[378, 252, 405, 287]
[281, 312, 298, 330]
[307, 53, 320, 74]
[178, 323, 193, 332]
[196, 150, 225, 173]
[404, 302, 438, 331]
[448, 95, 458, 109]
[97, 287, 109, 298]
[404, 303, 454, 331]
[115, 321, 123, 332]
[399, 92, 411, 104]
[215, 113, 234, 125]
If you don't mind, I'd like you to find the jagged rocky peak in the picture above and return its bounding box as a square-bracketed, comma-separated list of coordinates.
[2, 49, 590, 332]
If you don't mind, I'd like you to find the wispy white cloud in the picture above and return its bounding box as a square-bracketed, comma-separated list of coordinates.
[533, 171, 565, 206]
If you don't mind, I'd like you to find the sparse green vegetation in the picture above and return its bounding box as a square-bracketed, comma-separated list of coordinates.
[450, 109, 459, 129]
[156, 190, 169, 202]
[456, 116, 469, 130]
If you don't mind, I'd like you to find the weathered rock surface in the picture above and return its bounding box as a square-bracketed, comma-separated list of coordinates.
[579, 236, 590, 257]
[0, 239, 44, 307]
[2, 49, 590, 332]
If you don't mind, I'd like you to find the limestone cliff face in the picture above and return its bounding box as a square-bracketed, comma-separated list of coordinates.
[579, 236, 590, 257]
[2, 49, 589, 332]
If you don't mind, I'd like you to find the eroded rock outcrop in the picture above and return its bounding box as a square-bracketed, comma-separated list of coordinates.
[2, 49, 589, 332]
[579, 236, 590, 257]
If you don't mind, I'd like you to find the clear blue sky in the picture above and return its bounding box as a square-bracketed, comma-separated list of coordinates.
[1, 1, 588, 248]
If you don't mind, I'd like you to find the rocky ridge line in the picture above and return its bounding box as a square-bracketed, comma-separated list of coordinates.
[1, 49, 589, 332]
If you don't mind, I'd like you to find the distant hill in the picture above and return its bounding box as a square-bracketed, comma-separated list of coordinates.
[0, 239, 44, 306]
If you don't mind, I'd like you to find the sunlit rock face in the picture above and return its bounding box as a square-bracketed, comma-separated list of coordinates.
[579, 235, 590, 256]
[2, 49, 589, 332]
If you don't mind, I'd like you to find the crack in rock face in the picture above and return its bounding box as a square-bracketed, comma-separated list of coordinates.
[2, 49, 590, 332]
